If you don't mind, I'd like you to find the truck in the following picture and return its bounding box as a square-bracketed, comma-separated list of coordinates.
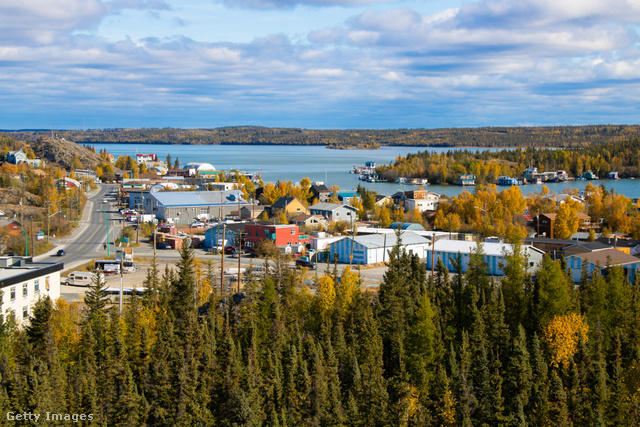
[64, 271, 101, 286]
[138, 214, 156, 223]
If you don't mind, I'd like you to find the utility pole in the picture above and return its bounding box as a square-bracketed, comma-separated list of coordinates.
[431, 233, 436, 276]
[102, 210, 110, 257]
[30, 217, 34, 257]
[237, 231, 242, 293]
[220, 224, 226, 295]
[119, 256, 124, 314]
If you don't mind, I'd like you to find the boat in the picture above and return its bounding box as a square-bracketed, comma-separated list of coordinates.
[397, 177, 407, 184]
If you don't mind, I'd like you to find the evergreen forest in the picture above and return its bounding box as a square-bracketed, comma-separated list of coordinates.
[3, 125, 640, 149]
[2, 238, 640, 426]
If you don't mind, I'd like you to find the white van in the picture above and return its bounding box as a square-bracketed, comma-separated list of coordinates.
[64, 271, 99, 286]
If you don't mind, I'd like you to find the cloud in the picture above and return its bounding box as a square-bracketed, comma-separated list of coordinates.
[219, 0, 388, 10]
[2, 0, 640, 129]
[0, 0, 169, 45]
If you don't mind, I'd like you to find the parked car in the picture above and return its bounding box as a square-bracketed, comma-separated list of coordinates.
[157, 242, 171, 250]
[295, 259, 315, 270]
[56, 249, 66, 256]
[224, 246, 236, 255]
[191, 222, 205, 228]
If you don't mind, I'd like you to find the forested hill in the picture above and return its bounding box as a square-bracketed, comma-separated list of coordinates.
[3, 125, 640, 148]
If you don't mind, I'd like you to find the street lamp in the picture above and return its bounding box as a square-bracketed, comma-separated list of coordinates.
[101, 210, 110, 257]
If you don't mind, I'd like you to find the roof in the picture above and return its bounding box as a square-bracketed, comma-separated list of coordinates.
[311, 184, 329, 193]
[341, 231, 430, 249]
[309, 202, 356, 212]
[562, 242, 610, 251]
[596, 237, 640, 248]
[0, 257, 64, 288]
[150, 190, 249, 207]
[389, 222, 425, 231]
[433, 239, 544, 257]
[542, 212, 590, 220]
[290, 214, 325, 222]
[569, 248, 640, 266]
[272, 196, 299, 208]
[206, 223, 246, 234]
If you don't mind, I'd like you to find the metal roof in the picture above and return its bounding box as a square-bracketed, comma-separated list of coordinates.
[150, 190, 248, 207]
[569, 249, 640, 266]
[345, 231, 430, 249]
[309, 202, 356, 212]
[433, 239, 543, 257]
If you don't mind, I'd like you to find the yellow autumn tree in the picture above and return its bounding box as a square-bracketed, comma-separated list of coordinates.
[316, 275, 336, 316]
[337, 266, 359, 312]
[52, 299, 82, 364]
[553, 199, 582, 239]
[543, 313, 589, 368]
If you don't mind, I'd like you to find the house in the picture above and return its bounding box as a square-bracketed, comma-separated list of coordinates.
[290, 214, 328, 229]
[240, 205, 269, 220]
[522, 167, 538, 182]
[136, 153, 157, 163]
[310, 184, 331, 203]
[148, 190, 252, 222]
[608, 171, 619, 179]
[596, 236, 640, 256]
[536, 212, 592, 239]
[426, 240, 545, 276]
[565, 249, 640, 282]
[6, 149, 27, 165]
[244, 223, 310, 249]
[582, 170, 598, 180]
[204, 223, 246, 249]
[55, 177, 81, 190]
[497, 176, 519, 186]
[271, 197, 308, 217]
[308, 203, 357, 223]
[329, 231, 432, 264]
[543, 193, 585, 206]
[374, 195, 392, 207]
[523, 237, 581, 258]
[0, 256, 63, 324]
[457, 175, 476, 186]
[0, 219, 23, 237]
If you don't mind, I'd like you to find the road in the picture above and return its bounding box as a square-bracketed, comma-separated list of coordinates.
[35, 183, 121, 271]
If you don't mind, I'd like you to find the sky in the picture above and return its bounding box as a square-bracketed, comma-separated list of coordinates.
[1, 0, 640, 130]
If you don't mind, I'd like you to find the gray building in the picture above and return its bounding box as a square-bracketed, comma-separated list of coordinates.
[149, 190, 252, 222]
[308, 202, 357, 223]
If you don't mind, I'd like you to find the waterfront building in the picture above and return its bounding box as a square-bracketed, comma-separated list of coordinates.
[457, 175, 476, 186]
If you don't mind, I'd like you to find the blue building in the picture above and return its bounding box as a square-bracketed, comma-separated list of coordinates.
[389, 222, 425, 231]
[204, 223, 246, 248]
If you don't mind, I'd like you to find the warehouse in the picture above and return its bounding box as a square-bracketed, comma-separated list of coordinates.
[328, 231, 431, 264]
[149, 190, 252, 223]
[426, 239, 545, 276]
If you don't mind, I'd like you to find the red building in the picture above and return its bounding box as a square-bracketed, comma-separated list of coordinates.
[245, 223, 310, 248]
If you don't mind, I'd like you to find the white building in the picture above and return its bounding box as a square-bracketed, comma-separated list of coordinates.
[0, 257, 63, 324]
[425, 239, 544, 276]
[328, 231, 431, 264]
[183, 162, 216, 172]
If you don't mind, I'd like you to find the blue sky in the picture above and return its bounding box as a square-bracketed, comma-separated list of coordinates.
[1, 0, 640, 129]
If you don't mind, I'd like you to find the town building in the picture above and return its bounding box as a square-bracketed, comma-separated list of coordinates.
[136, 153, 157, 163]
[55, 177, 81, 190]
[328, 231, 431, 265]
[389, 222, 425, 231]
[244, 223, 310, 249]
[204, 223, 246, 249]
[426, 239, 545, 276]
[0, 257, 63, 324]
[536, 212, 592, 238]
[271, 197, 308, 217]
[6, 149, 27, 165]
[290, 214, 328, 229]
[565, 249, 640, 282]
[308, 203, 357, 223]
[331, 191, 360, 205]
[562, 241, 611, 257]
[596, 236, 640, 256]
[457, 175, 476, 186]
[148, 190, 252, 222]
[240, 205, 269, 220]
[310, 184, 331, 203]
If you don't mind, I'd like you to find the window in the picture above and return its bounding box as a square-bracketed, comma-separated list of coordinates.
[264, 229, 268, 235]
[34, 280, 40, 294]
[10, 287, 15, 301]
[22, 307, 28, 319]
[23, 284, 28, 298]
[290, 229, 295, 235]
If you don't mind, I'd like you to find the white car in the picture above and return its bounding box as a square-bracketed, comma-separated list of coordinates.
[191, 222, 205, 228]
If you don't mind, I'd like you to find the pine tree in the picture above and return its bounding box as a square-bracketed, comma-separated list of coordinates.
[84, 270, 109, 315]
[505, 326, 531, 422]
[547, 370, 570, 426]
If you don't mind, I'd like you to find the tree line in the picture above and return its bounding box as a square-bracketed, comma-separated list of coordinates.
[376, 139, 640, 184]
[3, 125, 640, 148]
[1, 237, 639, 425]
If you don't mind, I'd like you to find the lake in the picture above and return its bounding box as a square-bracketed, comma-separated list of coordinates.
[88, 143, 640, 198]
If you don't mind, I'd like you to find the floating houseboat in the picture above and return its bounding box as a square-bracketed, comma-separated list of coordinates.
[456, 175, 476, 186]
[608, 171, 619, 179]
[497, 176, 520, 186]
[582, 170, 598, 180]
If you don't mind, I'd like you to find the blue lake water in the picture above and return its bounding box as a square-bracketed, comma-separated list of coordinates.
[89, 143, 640, 198]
